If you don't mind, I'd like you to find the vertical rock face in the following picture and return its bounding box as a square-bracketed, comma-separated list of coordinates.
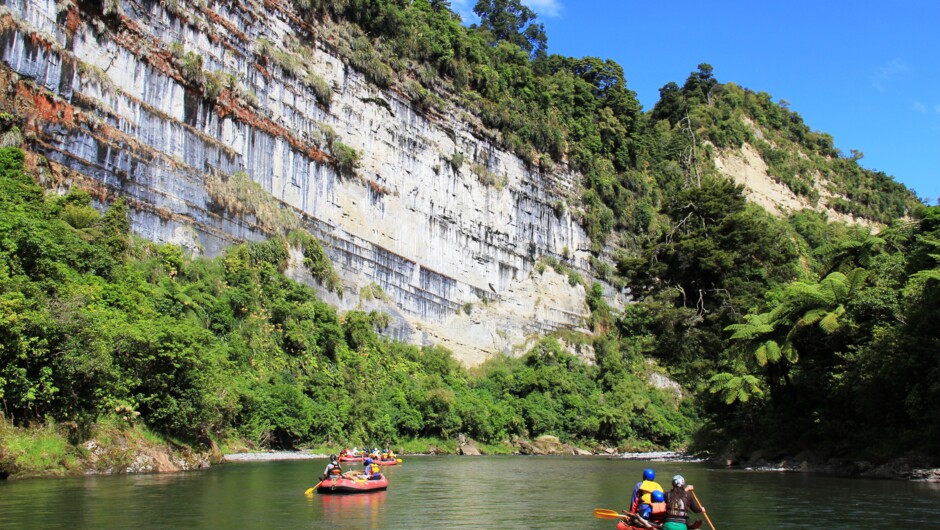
[0, 0, 603, 364]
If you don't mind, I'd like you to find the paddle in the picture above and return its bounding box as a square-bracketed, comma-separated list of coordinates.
[593, 508, 630, 520]
[594, 509, 660, 529]
[304, 482, 322, 495]
[690, 490, 716, 530]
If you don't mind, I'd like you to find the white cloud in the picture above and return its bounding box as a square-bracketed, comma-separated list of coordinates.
[913, 101, 927, 113]
[524, 0, 563, 17]
[872, 59, 909, 92]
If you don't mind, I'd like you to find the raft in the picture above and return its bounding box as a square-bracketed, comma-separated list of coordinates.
[338, 455, 363, 463]
[378, 458, 400, 466]
[616, 520, 702, 530]
[314, 474, 388, 494]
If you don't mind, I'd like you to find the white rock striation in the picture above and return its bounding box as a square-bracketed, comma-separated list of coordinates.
[0, 0, 609, 364]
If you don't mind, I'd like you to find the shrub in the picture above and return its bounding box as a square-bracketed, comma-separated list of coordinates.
[332, 142, 360, 177]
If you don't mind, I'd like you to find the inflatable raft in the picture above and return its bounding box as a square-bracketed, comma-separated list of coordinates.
[313, 474, 388, 494]
[616, 519, 702, 530]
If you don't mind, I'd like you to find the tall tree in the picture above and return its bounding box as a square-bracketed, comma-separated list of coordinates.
[473, 0, 547, 57]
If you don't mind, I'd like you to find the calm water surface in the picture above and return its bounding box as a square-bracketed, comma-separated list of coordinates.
[1, 455, 939, 529]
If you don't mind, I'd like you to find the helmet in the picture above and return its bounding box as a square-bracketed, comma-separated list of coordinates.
[365, 458, 373, 465]
[643, 468, 655, 481]
[652, 490, 665, 503]
[330, 454, 337, 462]
[672, 475, 685, 488]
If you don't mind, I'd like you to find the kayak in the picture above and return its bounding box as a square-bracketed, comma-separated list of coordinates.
[338, 455, 363, 463]
[313, 474, 388, 494]
[616, 520, 702, 530]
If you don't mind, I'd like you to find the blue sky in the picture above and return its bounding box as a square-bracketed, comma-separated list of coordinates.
[452, 0, 940, 205]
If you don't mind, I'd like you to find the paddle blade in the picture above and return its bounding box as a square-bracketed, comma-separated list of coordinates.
[593, 508, 628, 520]
[304, 487, 316, 495]
[396, 458, 402, 463]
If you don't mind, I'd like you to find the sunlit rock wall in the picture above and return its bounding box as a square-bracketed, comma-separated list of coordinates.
[0, 0, 603, 364]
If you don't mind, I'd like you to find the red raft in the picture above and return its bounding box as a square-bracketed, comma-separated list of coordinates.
[616, 520, 702, 530]
[314, 474, 388, 494]
[338, 455, 363, 463]
[378, 459, 399, 466]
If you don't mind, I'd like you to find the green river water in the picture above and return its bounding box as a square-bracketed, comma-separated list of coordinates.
[1, 455, 939, 529]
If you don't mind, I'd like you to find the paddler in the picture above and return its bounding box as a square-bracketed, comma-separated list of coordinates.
[321, 454, 342, 480]
[663, 475, 705, 530]
[629, 468, 664, 517]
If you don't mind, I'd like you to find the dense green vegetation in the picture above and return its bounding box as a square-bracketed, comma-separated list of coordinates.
[0, 147, 688, 459]
[703, 207, 940, 461]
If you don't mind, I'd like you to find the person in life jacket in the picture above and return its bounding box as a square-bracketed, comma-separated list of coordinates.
[322, 455, 342, 480]
[648, 489, 667, 523]
[364, 457, 383, 480]
[630, 468, 664, 516]
[663, 475, 704, 530]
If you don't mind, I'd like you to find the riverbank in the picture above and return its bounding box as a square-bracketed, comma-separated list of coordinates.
[0, 416, 217, 480]
[4, 415, 937, 483]
[219, 448, 940, 482]
[723, 454, 940, 482]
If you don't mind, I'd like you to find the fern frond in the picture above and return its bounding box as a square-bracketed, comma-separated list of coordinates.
[782, 342, 799, 363]
[818, 311, 841, 334]
[754, 343, 768, 366]
[763, 340, 782, 364]
[846, 268, 869, 293]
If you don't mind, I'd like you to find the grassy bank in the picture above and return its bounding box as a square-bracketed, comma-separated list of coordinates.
[0, 415, 211, 480]
[0, 417, 81, 479]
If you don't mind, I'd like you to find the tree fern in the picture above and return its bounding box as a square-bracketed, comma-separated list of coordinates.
[725, 319, 773, 340]
[708, 372, 763, 404]
[818, 309, 842, 334]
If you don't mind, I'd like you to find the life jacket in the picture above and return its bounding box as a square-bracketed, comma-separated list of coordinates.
[666, 490, 688, 519]
[328, 464, 342, 476]
[649, 501, 667, 522]
[369, 463, 381, 474]
[635, 480, 662, 506]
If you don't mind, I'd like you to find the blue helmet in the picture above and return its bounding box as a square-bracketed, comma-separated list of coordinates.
[365, 457, 373, 465]
[652, 490, 665, 503]
[643, 468, 655, 481]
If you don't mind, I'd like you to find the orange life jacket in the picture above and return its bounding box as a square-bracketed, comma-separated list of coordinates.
[649, 501, 667, 521]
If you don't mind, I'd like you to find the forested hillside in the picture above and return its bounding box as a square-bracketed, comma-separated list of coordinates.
[1, 0, 937, 475]
[0, 146, 689, 460]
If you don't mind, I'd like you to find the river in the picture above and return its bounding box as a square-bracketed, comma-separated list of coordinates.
[1, 455, 939, 528]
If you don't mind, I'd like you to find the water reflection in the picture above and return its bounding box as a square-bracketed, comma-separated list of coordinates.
[317, 490, 388, 529]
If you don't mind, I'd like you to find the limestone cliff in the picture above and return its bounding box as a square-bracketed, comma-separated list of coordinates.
[0, 0, 605, 365]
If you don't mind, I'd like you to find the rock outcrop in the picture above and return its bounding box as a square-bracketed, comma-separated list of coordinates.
[511, 435, 585, 455]
[0, 0, 611, 365]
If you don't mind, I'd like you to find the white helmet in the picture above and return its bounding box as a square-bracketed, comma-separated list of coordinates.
[672, 474, 685, 488]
